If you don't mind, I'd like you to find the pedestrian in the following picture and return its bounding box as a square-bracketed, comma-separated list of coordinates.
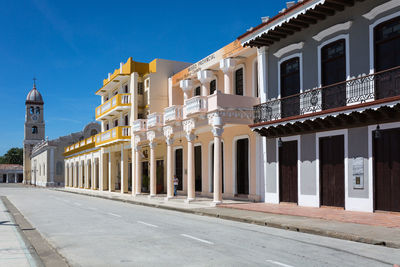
[173, 175, 179, 196]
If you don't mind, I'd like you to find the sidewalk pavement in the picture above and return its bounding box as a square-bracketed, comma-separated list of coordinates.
[0, 197, 39, 267]
[59, 187, 400, 249]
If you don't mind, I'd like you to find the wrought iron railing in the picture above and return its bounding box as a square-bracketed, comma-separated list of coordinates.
[254, 66, 400, 123]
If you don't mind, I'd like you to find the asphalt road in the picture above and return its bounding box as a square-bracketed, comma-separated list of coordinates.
[1, 184, 399, 267]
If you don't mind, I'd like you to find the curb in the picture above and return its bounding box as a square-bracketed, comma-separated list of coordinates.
[54, 189, 400, 249]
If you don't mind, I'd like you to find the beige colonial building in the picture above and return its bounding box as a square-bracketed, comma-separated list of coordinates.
[64, 41, 265, 204]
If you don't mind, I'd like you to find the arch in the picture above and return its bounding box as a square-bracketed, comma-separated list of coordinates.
[30, 106, 34, 114]
[32, 126, 38, 134]
[36, 107, 40, 114]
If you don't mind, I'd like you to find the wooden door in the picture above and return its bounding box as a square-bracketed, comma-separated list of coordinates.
[320, 135, 345, 207]
[195, 146, 202, 192]
[236, 139, 249, 195]
[374, 128, 400, 212]
[175, 149, 183, 191]
[279, 141, 298, 203]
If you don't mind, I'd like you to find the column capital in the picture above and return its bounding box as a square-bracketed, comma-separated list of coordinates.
[149, 142, 157, 149]
[212, 127, 224, 137]
[146, 130, 156, 143]
[163, 125, 174, 140]
[179, 79, 193, 92]
[186, 133, 196, 142]
[166, 138, 174, 146]
[197, 70, 214, 84]
[219, 58, 236, 73]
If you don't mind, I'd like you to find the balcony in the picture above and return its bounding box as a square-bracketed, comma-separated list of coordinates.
[95, 126, 131, 147]
[164, 105, 183, 123]
[147, 113, 164, 129]
[132, 119, 147, 133]
[64, 136, 96, 157]
[184, 96, 208, 117]
[95, 94, 131, 120]
[253, 66, 400, 124]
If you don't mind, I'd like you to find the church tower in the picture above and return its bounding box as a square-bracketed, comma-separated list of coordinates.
[23, 80, 45, 184]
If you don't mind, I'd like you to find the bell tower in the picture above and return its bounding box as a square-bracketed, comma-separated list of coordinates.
[23, 79, 45, 184]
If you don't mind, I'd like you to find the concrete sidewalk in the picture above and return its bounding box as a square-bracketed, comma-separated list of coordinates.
[59, 187, 400, 249]
[0, 197, 39, 267]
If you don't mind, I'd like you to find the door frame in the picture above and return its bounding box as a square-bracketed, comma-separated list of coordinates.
[316, 129, 348, 209]
[232, 135, 251, 195]
[173, 146, 184, 192]
[276, 135, 300, 204]
[368, 122, 400, 212]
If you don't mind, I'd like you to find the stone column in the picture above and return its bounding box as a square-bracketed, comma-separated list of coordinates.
[257, 46, 268, 103]
[186, 133, 196, 202]
[134, 145, 142, 195]
[220, 58, 236, 95]
[121, 145, 129, 193]
[166, 138, 174, 199]
[75, 162, 78, 188]
[180, 79, 193, 100]
[85, 161, 89, 188]
[212, 124, 224, 204]
[149, 142, 157, 197]
[197, 70, 214, 96]
[91, 159, 95, 190]
[65, 162, 68, 186]
[109, 152, 115, 192]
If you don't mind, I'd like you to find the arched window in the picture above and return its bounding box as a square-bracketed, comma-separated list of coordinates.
[90, 129, 98, 136]
[194, 86, 201, 96]
[30, 107, 34, 114]
[32, 126, 38, 134]
[36, 107, 40, 114]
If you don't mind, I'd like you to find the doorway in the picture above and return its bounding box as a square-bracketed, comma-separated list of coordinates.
[195, 146, 202, 192]
[279, 140, 298, 203]
[319, 135, 345, 207]
[156, 160, 164, 194]
[236, 138, 249, 195]
[175, 148, 183, 191]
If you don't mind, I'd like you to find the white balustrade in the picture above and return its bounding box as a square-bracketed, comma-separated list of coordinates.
[184, 96, 208, 116]
[164, 105, 183, 122]
[132, 119, 147, 132]
[147, 113, 164, 128]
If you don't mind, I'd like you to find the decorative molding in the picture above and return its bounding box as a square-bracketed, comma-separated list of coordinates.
[363, 0, 400, 20]
[179, 79, 193, 92]
[219, 58, 236, 73]
[212, 127, 224, 137]
[312, 21, 353, 42]
[163, 125, 174, 140]
[197, 70, 214, 84]
[182, 119, 196, 135]
[273, 42, 304, 58]
[146, 131, 156, 143]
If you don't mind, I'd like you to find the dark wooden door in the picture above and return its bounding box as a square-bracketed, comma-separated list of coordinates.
[236, 138, 249, 195]
[321, 39, 347, 110]
[156, 160, 164, 194]
[320, 135, 345, 207]
[374, 128, 400, 212]
[195, 146, 202, 192]
[279, 141, 298, 203]
[175, 149, 183, 190]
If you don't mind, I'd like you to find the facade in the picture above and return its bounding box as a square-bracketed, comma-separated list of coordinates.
[240, 0, 400, 212]
[133, 40, 261, 202]
[64, 58, 191, 193]
[0, 164, 23, 183]
[30, 122, 100, 187]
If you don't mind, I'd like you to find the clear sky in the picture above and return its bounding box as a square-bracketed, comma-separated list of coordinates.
[0, 0, 288, 155]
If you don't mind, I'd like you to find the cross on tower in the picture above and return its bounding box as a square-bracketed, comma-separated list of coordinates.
[33, 77, 37, 86]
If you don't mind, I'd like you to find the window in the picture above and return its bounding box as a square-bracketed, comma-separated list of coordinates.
[321, 39, 346, 109]
[138, 113, 144, 119]
[138, 82, 144, 95]
[114, 120, 118, 127]
[124, 115, 129, 126]
[36, 107, 40, 114]
[210, 80, 216, 95]
[124, 84, 129, 93]
[30, 107, 34, 114]
[32, 126, 38, 134]
[235, 68, 244, 95]
[113, 90, 118, 96]
[280, 57, 300, 118]
[106, 123, 109, 130]
[194, 86, 201, 96]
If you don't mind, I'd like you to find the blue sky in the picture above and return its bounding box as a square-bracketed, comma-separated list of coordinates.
[0, 0, 288, 155]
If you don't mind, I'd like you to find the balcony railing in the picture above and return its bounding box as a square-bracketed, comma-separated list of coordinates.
[254, 66, 400, 124]
[184, 96, 208, 117]
[164, 105, 183, 123]
[95, 93, 131, 120]
[132, 119, 147, 133]
[95, 126, 131, 146]
[147, 113, 164, 129]
[64, 136, 96, 156]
